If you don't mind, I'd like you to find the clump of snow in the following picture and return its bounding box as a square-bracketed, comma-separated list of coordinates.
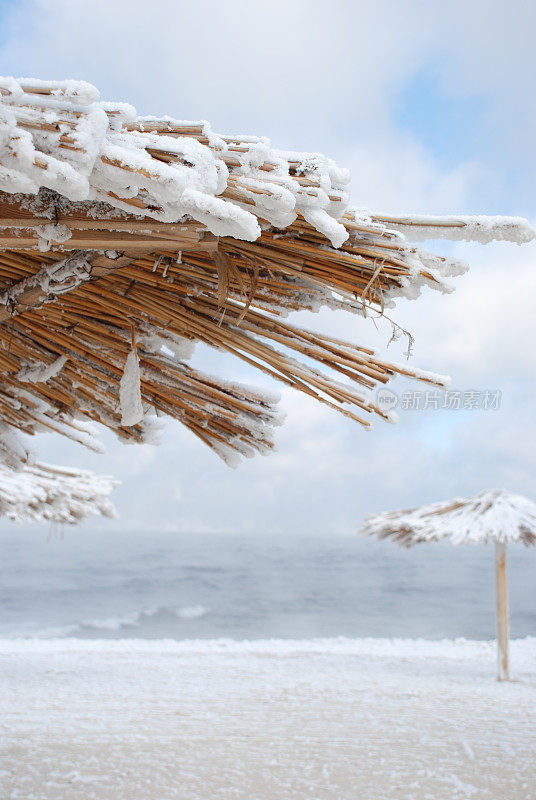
[15, 77, 100, 104]
[34, 223, 72, 252]
[137, 328, 195, 362]
[17, 355, 67, 383]
[119, 349, 144, 427]
[301, 207, 349, 248]
[138, 415, 166, 446]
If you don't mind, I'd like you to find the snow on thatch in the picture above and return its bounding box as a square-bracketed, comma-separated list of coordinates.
[1, 78, 532, 249]
[369, 214, 535, 245]
[0, 460, 117, 524]
[361, 489, 536, 547]
[0, 77, 534, 467]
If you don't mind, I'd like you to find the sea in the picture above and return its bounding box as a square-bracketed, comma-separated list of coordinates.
[1, 528, 535, 641]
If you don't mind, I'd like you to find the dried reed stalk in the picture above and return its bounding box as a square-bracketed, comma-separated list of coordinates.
[0, 220, 447, 462]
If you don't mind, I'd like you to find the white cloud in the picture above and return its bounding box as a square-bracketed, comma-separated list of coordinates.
[0, 0, 436, 141]
[344, 134, 490, 215]
[397, 240, 536, 381]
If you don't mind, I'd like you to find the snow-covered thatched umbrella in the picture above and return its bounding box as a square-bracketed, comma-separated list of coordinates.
[361, 490, 536, 680]
[0, 76, 533, 476]
[0, 460, 117, 524]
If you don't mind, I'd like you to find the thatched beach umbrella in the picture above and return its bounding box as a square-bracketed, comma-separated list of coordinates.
[0, 76, 533, 476]
[360, 489, 536, 680]
[0, 460, 117, 524]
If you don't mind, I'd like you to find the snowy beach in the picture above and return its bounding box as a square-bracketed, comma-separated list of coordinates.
[1, 8, 536, 800]
[1, 636, 535, 800]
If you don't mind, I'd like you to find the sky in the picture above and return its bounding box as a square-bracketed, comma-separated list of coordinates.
[0, 0, 535, 537]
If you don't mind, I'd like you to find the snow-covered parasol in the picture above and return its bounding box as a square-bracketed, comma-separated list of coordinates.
[0, 76, 533, 472]
[0, 461, 118, 524]
[360, 489, 536, 680]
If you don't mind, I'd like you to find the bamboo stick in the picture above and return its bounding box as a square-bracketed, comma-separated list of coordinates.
[495, 542, 510, 681]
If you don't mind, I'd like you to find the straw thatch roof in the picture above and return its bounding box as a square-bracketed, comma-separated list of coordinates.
[0, 460, 117, 524]
[361, 490, 536, 547]
[0, 76, 534, 467]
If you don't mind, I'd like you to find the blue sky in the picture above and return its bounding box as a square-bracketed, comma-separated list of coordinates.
[397, 70, 533, 213]
[396, 71, 488, 172]
[0, 0, 535, 536]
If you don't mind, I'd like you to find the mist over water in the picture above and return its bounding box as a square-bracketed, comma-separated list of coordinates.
[1, 529, 534, 641]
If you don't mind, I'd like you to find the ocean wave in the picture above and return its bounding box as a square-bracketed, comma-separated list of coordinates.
[80, 604, 209, 632]
[82, 605, 209, 630]
[26, 623, 81, 639]
[5, 604, 210, 639]
[82, 611, 145, 631]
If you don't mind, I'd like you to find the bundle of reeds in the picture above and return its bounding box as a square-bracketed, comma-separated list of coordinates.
[0, 76, 532, 467]
[0, 234, 452, 465]
[0, 460, 117, 523]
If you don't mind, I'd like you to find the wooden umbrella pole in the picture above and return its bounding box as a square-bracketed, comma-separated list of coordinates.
[495, 541, 510, 681]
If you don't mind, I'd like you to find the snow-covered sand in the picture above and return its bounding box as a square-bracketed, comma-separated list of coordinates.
[1, 637, 535, 800]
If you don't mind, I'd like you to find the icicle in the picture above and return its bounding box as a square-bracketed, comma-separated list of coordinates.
[119, 332, 143, 426]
